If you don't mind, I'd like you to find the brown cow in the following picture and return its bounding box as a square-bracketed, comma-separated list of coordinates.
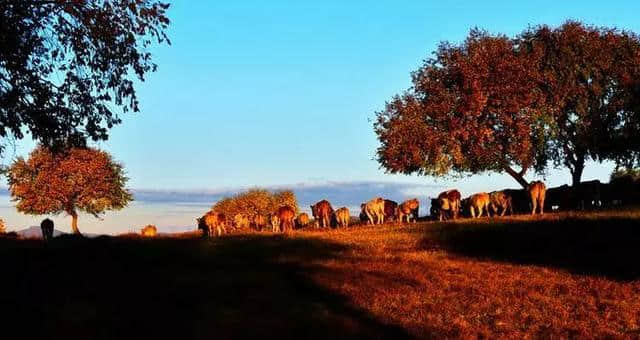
[361, 197, 385, 225]
[398, 198, 419, 223]
[311, 200, 334, 228]
[437, 190, 461, 221]
[467, 193, 490, 218]
[276, 205, 296, 232]
[383, 199, 398, 222]
[197, 211, 226, 237]
[489, 191, 513, 216]
[296, 212, 310, 229]
[253, 214, 267, 231]
[529, 181, 546, 215]
[335, 207, 350, 228]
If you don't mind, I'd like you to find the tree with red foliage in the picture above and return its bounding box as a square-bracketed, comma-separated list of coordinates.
[521, 22, 640, 186]
[0, 0, 170, 154]
[376, 23, 640, 188]
[375, 29, 550, 188]
[6, 146, 132, 235]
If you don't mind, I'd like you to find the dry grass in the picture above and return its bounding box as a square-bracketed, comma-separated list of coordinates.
[2, 209, 640, 339]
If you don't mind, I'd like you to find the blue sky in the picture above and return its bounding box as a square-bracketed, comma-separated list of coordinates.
[3, 1, 640, 233]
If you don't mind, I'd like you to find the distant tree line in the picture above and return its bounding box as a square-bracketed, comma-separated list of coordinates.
[375, 21, 640, 188]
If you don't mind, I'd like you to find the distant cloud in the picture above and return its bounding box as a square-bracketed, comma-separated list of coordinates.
[132, 180, 445, 216]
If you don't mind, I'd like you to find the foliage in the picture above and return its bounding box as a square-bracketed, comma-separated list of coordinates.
[520, 21, 640, 185]
[375, 29, 550, 188]
[0, 0, 170, 153]
[141, 224, 157, 237]
[610, 167, 640, 183]
[376, 22, 640, 187]
[6, 145, 132, 234]
[212, 188, 299, 220]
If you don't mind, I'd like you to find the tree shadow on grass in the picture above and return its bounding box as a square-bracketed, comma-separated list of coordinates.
[421, 216, 640, 281]
[0, 234, 410, 340]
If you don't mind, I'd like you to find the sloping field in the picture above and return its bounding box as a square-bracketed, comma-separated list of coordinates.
[2, 210, 640, 339]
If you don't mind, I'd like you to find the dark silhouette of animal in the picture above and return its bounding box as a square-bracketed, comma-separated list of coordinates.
[296, 212, 310, 229]
[398, 198, 419, 223]
[359, 210, 368, 224]
[383, 199, 398, 222]
[503, 189, 529, 214]
[40, 218, 54, 240]
[311, 200, 334, 228]
[574, 180, 602, 209]
[276, 206, 295, 232]
[361, 197, 385, 225]
[437, 190, 461, 221]
[529, 181, 546, 215]
[489, 191, 513, 216]
[466, 192, 490, 218]
[334, 207, 350, 227]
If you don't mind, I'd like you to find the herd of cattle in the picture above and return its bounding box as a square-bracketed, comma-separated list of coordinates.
[196, 179, 635, 237]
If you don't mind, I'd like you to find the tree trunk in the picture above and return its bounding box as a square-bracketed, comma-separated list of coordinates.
[571, 157, 585, 187]
[504, 166, 530, 189]
[70, 211, 81, 235]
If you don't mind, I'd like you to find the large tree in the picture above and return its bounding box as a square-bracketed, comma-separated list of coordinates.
[521, 22, 640, 185]
[376, 23, 640, 188]
[6, 146, 133, 235]
[0, 0, 170, 153]
[375, 30, 549, 188]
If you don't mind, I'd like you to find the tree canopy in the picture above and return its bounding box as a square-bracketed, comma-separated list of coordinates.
[0, 0, 170, 153]
[212, 188, 299, 221]
[6, 146, 133, 234]
[375, 22, 640, 188]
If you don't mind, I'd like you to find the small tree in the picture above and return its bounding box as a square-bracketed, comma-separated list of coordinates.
[6, 146, 132, 235]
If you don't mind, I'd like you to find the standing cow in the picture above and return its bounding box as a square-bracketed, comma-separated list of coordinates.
[197, 211, 226, 237]
[383, 199, 398, 222]
[276, 206, 296, 233]
[398, 198, 419, 223]
[361, 197, 385, 225]
[335, 207, 350, 228]
[529, 181, 546, 215]
[489, 191, 513, 216]
[436, 190, 461, 221]
[40, 218, 54, 241]
[253, 214, 267, 231]
[466, 193, 490, 218]
[311, 200, 334, 228]
[270, 214, 281, 233]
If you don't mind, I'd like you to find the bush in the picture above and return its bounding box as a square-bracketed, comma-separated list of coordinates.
[141, 225, 158, 237]
[212, 189, 299, 221]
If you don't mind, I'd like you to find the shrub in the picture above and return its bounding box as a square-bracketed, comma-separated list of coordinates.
[211, 189, 299, 221]
[141, 225, 157, 237]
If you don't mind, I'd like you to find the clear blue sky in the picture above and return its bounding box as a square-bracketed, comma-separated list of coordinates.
[3, 1, 640, 233]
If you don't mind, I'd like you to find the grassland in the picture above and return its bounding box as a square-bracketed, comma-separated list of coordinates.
[2, 209, 640, 339]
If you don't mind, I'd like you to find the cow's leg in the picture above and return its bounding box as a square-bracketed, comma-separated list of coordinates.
[531, 196, 537, 215]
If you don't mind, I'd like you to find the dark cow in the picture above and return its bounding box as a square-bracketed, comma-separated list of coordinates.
[40, 218, 54, 241]
[503, 189, 529, 214]
[383, 199, 398, 222]
[311, 200, 334, 228]
[489, 191, 513, 216]
[436, 190, 461, 221]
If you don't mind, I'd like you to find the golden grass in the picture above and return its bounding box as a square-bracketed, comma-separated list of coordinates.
[267, 209, 640, 338]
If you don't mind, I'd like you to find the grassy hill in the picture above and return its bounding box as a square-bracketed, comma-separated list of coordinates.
[2, 209, 640, 338]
